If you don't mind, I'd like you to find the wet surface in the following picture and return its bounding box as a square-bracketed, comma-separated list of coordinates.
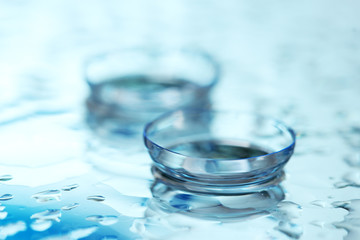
[1, 0, 360, 239]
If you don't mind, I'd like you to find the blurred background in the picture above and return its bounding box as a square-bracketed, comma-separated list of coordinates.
[2, 0, 359, 110]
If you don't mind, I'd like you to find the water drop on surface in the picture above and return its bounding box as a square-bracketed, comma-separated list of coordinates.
[61, 203, 79, 211]
[272, 201, 303, 239]
[31, 209, 61, 222]
[86, 215, 103, 222]
[332, 200, 352, 208]
[31, 220, 53, 231]
[87, 195, 105, 202]
[130, 219, 146, 234]
[341, 126, 360, 149]
[344, 153, 360, 167]
[62, 183, 79, 191]
[272, 201, 302, 221]
[39, 226, 98, 240]
[0, 221, 27, 239]
[0, 211, 8, 220]
[310, 220, 326, 228]
[311, 200, 329, 208]
[275, 221, 303, 239]
[68, 226, 98, 239]
[98, 215, 119, 226]
[332, 199, 360, 240]
[86, 215, 119, 226]
[0, 204, 5, 211]
[342, 172, 360, 187]
[0, 193, 13, 201]
[0, 174, 13, 181]
[334, 181, 349, 188]
[32, 190, 61, 202]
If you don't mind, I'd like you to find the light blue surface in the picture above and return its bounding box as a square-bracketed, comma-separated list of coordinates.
[1, 1, 360, 239]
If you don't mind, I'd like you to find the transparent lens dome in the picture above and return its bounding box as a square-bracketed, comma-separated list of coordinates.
[144, 109, 296, 193]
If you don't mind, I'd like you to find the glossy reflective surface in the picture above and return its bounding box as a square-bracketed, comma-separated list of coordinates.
[1, 1, 360, 239]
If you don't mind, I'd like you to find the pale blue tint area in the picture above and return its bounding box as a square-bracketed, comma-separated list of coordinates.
[1, 0, 360, 239]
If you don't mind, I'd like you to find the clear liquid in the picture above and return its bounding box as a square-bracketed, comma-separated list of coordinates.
[168, 139, 269, 159]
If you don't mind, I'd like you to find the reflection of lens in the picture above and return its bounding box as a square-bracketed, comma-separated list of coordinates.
[84, 48, 220, 138]
[149, 167, 285, 221]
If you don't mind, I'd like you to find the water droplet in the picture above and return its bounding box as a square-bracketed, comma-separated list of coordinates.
[31, 209, 61, 222]
[344, 153, 360, 167]
[68, 226, 98, 239]
[0, 204, 5, 211]
[341, 126, 360, 149]
[61, 203, 79, 211]
[32, 190, 61, 202]
[130, 216, 186, 239]
[39, 226, 98, 240]
[130, 219, 146, 234]
[272, 201, 303, 239]
[332, 199, 360, 240]
[332, 200, 352, 208]
[31, 220, 53, 232]
[0, 194, 13, 201]
[275, 221, 303, 239]
[86, 215, 119, 226]
[272, 201, 302, 221]
[62, 184, 79, 191]
[87, 195, 105, 202]
[342, 171, 360, 187]
[0, 174, 13, 181]
[0, 221, 27, 239]
[334, 181, 349, 188]
[0, 211, 8, 220]
[311, 200, 329, 208]
[334, 172, 360, 188]
[310, 220, 326, 228]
